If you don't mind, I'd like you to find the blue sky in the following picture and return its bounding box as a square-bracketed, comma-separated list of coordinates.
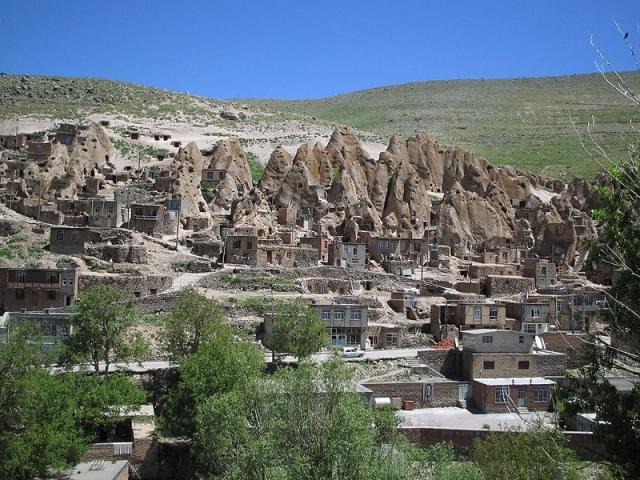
[1, 1, 638, 99]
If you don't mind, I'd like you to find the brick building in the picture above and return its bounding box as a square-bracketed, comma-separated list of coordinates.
[0, 267, 78, 312]
[299, 235, 331, 263]
[461, 329, 566, 380]
[50, 226, 102, 255]
[472, 377, 555, 413]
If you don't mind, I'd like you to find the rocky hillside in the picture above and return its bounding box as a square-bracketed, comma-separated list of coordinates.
[248, 72, 640, 179]
[0, 74, 383, 170]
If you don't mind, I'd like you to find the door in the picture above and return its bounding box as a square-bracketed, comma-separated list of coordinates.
[266, 250, 272, 264]
[458, 383, 472, 401]
[517, 388, 526, 407]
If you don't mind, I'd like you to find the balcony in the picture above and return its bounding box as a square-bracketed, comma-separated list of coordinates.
[8, 281, 61, 289]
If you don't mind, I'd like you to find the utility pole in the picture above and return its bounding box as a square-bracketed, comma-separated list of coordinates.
[175, 197, 181, 251]
[37, 178, 43, 222]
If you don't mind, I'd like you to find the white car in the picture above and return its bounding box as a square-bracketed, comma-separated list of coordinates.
[342, 347, 365, 358]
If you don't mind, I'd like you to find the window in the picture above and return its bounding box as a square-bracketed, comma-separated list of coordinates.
[482, 335, 493, 344]
[15, 271, 26, 283]
[56, 230, 64, 241]
[495, 386, 509, 404]
[530, 308, 541, 318]
[524, 324, 537, 334]
[353, 247, 358, 255]
[518, 361, 530, 369]
[219, 171, 225, 179]
[321, 310, 331, 321]
[206, 171, 214, 180]
[489, 307, 498, 320]
[534, 386, 549, 403]
[352, 309, 362, 321]
[47, 290, 57, 301]
[519, 335, 525, 344]
[246, 241, 253, 250]
[232, 240, 241, 250]
[94, 206, 101, 214]
[385, 333, 398, 346]
[473, 307, 482, 321]
[483, 360, 495, 370]
[71, 231, 80, 241]
[15, 289, 25, 300]
[43, 323, 57, 336]
[107, 206, 113, 216]
[35, 143, 44, 153]
[541, 266, 547, 275]
[46, 272, 58, 284]
[335, 310, 345, 321]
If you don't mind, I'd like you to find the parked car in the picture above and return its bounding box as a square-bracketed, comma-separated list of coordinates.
[342, 346, 365, 358]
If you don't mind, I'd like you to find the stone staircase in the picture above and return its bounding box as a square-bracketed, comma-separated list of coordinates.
[516, 406, 530, 415]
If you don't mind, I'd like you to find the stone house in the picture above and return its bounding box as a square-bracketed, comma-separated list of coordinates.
[430, 301, 512, 338]
[366, 235, 428, 263]
[328, 241, 367, 269]
[388, 289, 417, 314]
[224, 236, 318, 268]
[57, 198, 127, 228]
[504, 300, 553, 334]
[0, 267, 78, 312]
[472, 377, 556, 413]
[299, 235, 331, 263]
[201, 168, 226, 186]
[277, 207, 297, 227]
[366, 322, 403, 349]
[54, 123, 78, 145]
[313, 304, 369, 349]
[0, 133, 27, 149]
[27, 141, 52, 162]
[522, 258, 557, 289]
[50, 226, 102, 255]
[224, 233, 258, 266]
[263, 303, 369, 350]
[461, 329, 566, 381]
[128, 203, 164, 235]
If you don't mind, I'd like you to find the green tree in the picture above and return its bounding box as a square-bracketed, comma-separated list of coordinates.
[192, 356, 418, 480]
[0, 327, 145, 479]
[64, 286, 147, 373]
[159, 327, 264, 438]
[268, 299, 327, 360]
[473, 426, 581, 480]
[161, 286, 226, 359]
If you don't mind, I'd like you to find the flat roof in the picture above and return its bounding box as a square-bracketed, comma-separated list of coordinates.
[474, 377, 556, 386]
[63, 460, 127, 480]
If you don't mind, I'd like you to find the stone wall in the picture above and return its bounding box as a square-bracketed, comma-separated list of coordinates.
[362, 380, 461, 408]
[542, 332, 589, 368]
[418, 348, 460, 378]
[485, 275, 534, 295]
[401, 427, 603, 460]
[88, 244, 147, 263]
[79, 273, 172, 297]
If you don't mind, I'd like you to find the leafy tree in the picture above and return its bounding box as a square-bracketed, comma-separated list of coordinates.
[268, 299, 327, 360]
[64, 285, 147, 373]
[159, 327, 264, 438]
[192, 356, 419, 480]
[473, 426, 581, 480]
[161, 286, 225, 359]
[0, 327, 145, 479]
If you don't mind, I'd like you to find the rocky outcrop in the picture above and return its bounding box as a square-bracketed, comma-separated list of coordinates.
[207, 138, 253, 214]
[167, 142, 209, 220]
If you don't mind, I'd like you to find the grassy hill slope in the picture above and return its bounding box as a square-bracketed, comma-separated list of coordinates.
[246, 72, 640, 178]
